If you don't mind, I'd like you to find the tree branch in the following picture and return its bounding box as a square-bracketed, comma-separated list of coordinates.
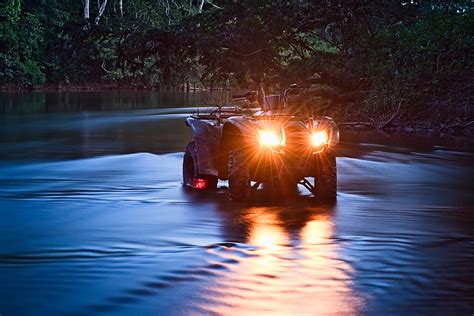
[379, 102, 401, 130]
[94, 0, 108, 25]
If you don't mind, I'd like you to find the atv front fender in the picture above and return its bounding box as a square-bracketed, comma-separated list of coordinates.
[217, 117, 261, 179]
[185, 118, 222, 177]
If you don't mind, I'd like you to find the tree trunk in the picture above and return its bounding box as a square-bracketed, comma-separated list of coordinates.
[198, 0, 204, 12]
[82, 0, 90, 19]
[118, 0, 123, 17]
[95, 0, 108, 24]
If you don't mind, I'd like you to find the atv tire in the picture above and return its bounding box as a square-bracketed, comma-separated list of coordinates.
[183, 141, 217, 190]
[313, 152, 337, 202]
[228, 149, 251, 201]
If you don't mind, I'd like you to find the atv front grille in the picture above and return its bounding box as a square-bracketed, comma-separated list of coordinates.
[284, 125, 315, 162]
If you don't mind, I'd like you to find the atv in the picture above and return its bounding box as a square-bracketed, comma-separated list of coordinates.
[182, 84, 339, 202]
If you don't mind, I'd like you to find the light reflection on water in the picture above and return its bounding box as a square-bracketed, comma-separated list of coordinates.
[198, 208, 361, 315]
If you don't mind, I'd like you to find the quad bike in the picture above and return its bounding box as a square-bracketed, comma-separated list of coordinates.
[182, 84, 339, 202]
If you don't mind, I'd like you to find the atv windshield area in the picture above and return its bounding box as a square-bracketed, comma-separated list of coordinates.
[191, 84, 313, 121]
[261, 91, 313, 117]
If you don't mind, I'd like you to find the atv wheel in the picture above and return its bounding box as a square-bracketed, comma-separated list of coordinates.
[183, 141, 217, 190]
[228, 149, 251, 201]
[313, 152, 337, 202]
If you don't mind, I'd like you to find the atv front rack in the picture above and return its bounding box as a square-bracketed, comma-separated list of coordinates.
[191, 105, 259, 121]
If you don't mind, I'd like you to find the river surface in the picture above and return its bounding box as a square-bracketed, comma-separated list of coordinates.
[0, 91, 473, 315]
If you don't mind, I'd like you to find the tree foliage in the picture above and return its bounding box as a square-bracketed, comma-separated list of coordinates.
[0, 0, 472, 118]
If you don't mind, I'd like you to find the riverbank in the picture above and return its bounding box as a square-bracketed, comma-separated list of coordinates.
[336, 117, 474, 138]
[320, 98, 473, 138]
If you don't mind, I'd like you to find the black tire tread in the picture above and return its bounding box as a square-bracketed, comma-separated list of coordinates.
[182, 141, 196, 187]
[228, 149, 251, 201]
[314, 152, 337, 202]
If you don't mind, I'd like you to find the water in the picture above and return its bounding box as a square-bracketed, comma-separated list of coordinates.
[0, 91, 473, 315]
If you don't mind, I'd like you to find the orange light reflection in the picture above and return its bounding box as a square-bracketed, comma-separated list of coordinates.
[198, 208, 363, 315]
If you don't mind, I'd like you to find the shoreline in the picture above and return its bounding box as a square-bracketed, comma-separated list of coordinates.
[337, 120, 474, 138]
[0, 83, 232, 92]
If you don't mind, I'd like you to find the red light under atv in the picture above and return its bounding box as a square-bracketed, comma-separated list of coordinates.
[193, 178, 207, 190]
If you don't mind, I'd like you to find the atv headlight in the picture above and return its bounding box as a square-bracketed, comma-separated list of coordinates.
[311, 130, 328, 147]
[258, 130, 284, 147]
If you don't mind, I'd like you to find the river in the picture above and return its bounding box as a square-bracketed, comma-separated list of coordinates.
[0, 91, 473, 315]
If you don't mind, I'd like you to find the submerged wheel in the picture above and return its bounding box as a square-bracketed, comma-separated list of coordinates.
[183, 141, 217, 190]
[183, 141, 196, 187]
[313, 151, 337, 202]
[228, 149, 251, 201]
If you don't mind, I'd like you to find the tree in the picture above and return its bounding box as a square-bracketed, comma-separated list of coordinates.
[95, 0, 108, 24]
[82, 0, 89, 19]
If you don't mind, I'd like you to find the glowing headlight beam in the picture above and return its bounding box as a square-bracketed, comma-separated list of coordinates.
[311, 130, 328, 147]
[258, 130, 283, 147]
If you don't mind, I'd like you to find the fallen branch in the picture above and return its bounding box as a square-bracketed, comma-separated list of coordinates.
[379, 102, 401, 130]
[446, 120, 474, 129]
[226, 48, 265, 57]
[338, 122, 378, 128]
